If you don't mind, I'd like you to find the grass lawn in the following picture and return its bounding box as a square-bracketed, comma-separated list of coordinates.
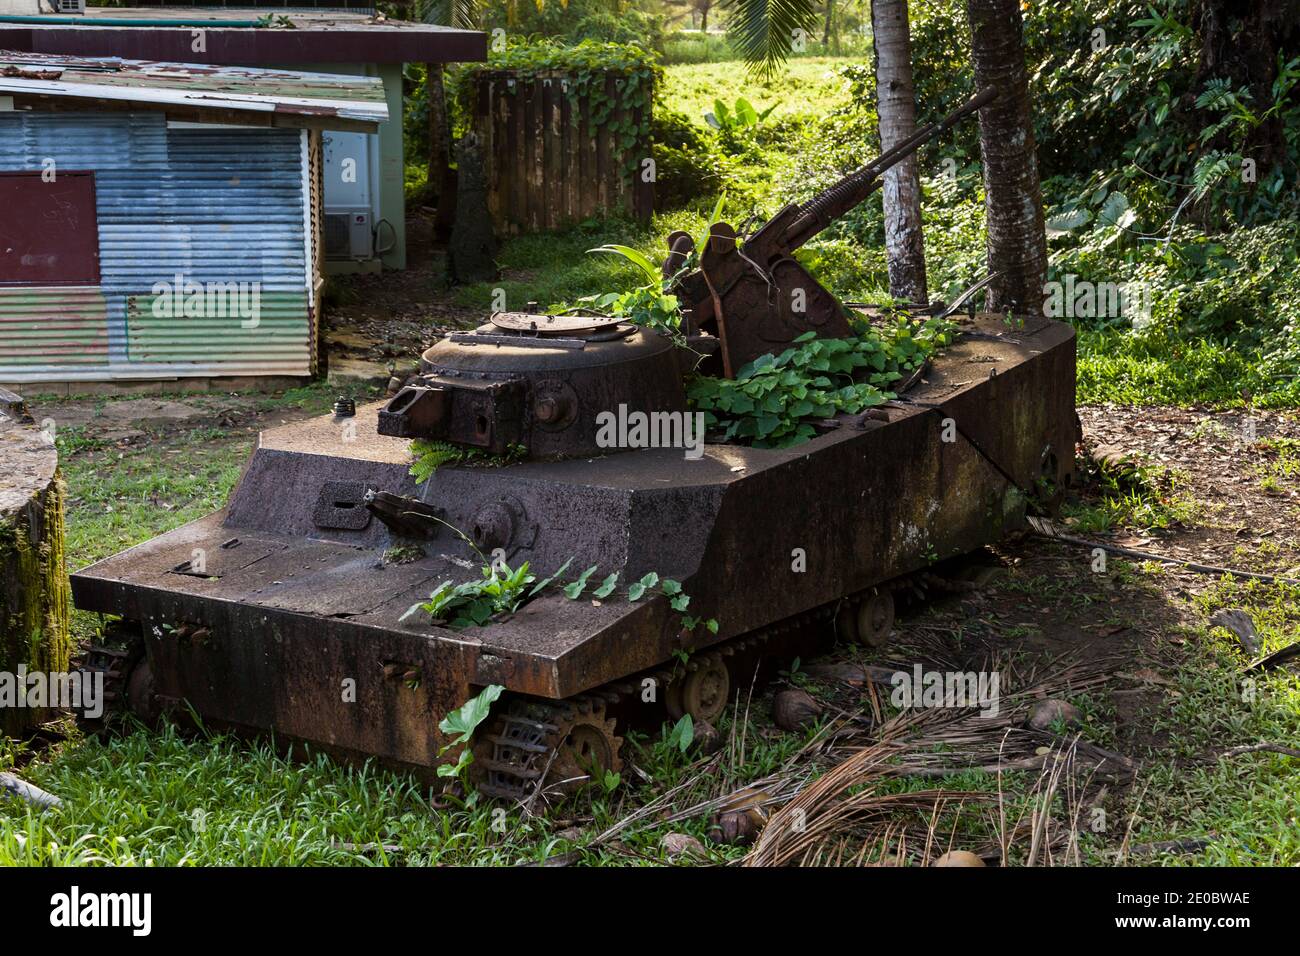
[659, 57, 857, 127]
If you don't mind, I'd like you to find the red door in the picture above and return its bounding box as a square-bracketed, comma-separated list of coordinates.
[0, 171, 101, 286]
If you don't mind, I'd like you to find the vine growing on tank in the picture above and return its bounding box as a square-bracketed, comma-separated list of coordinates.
[401, 550, 717, 637]
[580, 216, 957, 449]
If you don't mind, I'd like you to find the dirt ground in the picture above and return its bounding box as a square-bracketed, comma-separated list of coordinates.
[322, 210, 480, 383]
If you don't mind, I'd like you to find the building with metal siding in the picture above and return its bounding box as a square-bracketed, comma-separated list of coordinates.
[0, 53, 385, 386]
[0, 10, 488, 273]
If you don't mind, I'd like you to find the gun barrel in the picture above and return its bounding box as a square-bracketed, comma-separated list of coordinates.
[780, 86, 997, 250]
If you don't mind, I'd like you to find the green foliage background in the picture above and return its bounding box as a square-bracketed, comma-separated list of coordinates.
[408, 0, 1300, 407]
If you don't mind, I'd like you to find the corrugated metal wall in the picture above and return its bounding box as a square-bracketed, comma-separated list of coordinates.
[0, 112, 314, 383]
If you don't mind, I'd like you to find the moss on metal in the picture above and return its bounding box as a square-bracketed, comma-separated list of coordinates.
[0, 471, 71, 737]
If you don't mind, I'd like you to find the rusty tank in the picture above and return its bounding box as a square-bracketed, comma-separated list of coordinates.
[70, 88, 1079, 800]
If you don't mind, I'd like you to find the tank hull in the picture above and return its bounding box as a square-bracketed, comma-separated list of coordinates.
[71, 314, 1077, 776]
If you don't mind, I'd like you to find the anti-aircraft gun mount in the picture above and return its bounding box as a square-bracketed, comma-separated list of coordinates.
[662, 86, 998, 377]
[374, 88, 1000, 467]
[69, 84, 1079, 802]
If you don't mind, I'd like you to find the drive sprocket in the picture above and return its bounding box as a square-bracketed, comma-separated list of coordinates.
[472, 695, 624, 803]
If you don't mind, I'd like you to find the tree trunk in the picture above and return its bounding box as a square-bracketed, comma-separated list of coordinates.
[1195, 0, 1294, 172]
[0, 391, 71, 738]
[447, 133, 499, 284]
[823, 0, 834, 45]
[872, 0, 927, 305]
[966, 0, 1047, 315]
[699, 1, 709, 32]
[427, 62, 452, 194]
[428, 62, 460, 240]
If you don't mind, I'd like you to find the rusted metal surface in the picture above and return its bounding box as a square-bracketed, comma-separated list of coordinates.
[0, 111, 318, 384]
[378, 319, 688, 459]
[0, 52, 389, 131]
[666, 88, 996, 375]
[71, 313, 1076, 776]
[472, 69, 652, 235]
[0, 287, 109, 368]
[125, 291, 311, 365]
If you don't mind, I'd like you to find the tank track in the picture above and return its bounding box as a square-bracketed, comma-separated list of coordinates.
[71, 645, 136, 730]
[473, 695, 624, 802]
[469, 564, 977, 802]
[71, 622, 144, 731]
[471, 599, 841, 803]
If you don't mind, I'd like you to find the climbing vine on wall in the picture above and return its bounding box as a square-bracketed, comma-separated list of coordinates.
[461, 39, 660, 181]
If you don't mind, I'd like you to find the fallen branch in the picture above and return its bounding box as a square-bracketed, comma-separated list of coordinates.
[1220, 742, 1300, 760]
[0, 771, 62, 810]
[1209, 609, 1261, 656]
[1245, 641, 1300, 674]
[1027, 517, 1300, 587]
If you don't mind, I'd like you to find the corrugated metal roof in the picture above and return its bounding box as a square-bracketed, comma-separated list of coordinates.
[0, 51, 388, 130]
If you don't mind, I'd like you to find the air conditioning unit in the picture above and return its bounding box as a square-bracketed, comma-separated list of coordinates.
[53, 0, 86, 14]
[323, 207, 373, 260]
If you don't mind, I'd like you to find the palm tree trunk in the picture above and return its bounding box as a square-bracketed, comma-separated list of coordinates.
[966, 0, 1047, 314]
[1195, 0, 1291, 170]
[872, 0, 927, 305]
[427, 62, 452, 196]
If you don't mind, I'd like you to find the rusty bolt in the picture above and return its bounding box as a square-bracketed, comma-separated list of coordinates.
[535, 397, 561, 423]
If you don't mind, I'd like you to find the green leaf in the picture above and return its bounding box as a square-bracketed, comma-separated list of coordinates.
[587, 244, 660, 285]
[593, 572, 619, 599]
[695, 193, 728, 253]
[627, 582, 646, 601]
[438, 684, 505, 746]
[529, 556, 573, 597]
[734, 96, 759, 126]
[437, 750, 472, 778]
[661, 579, 682, 596]
[563, 564, 599, 600]
[725, 0, 820, 80]
[666, 714, 694, 753]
